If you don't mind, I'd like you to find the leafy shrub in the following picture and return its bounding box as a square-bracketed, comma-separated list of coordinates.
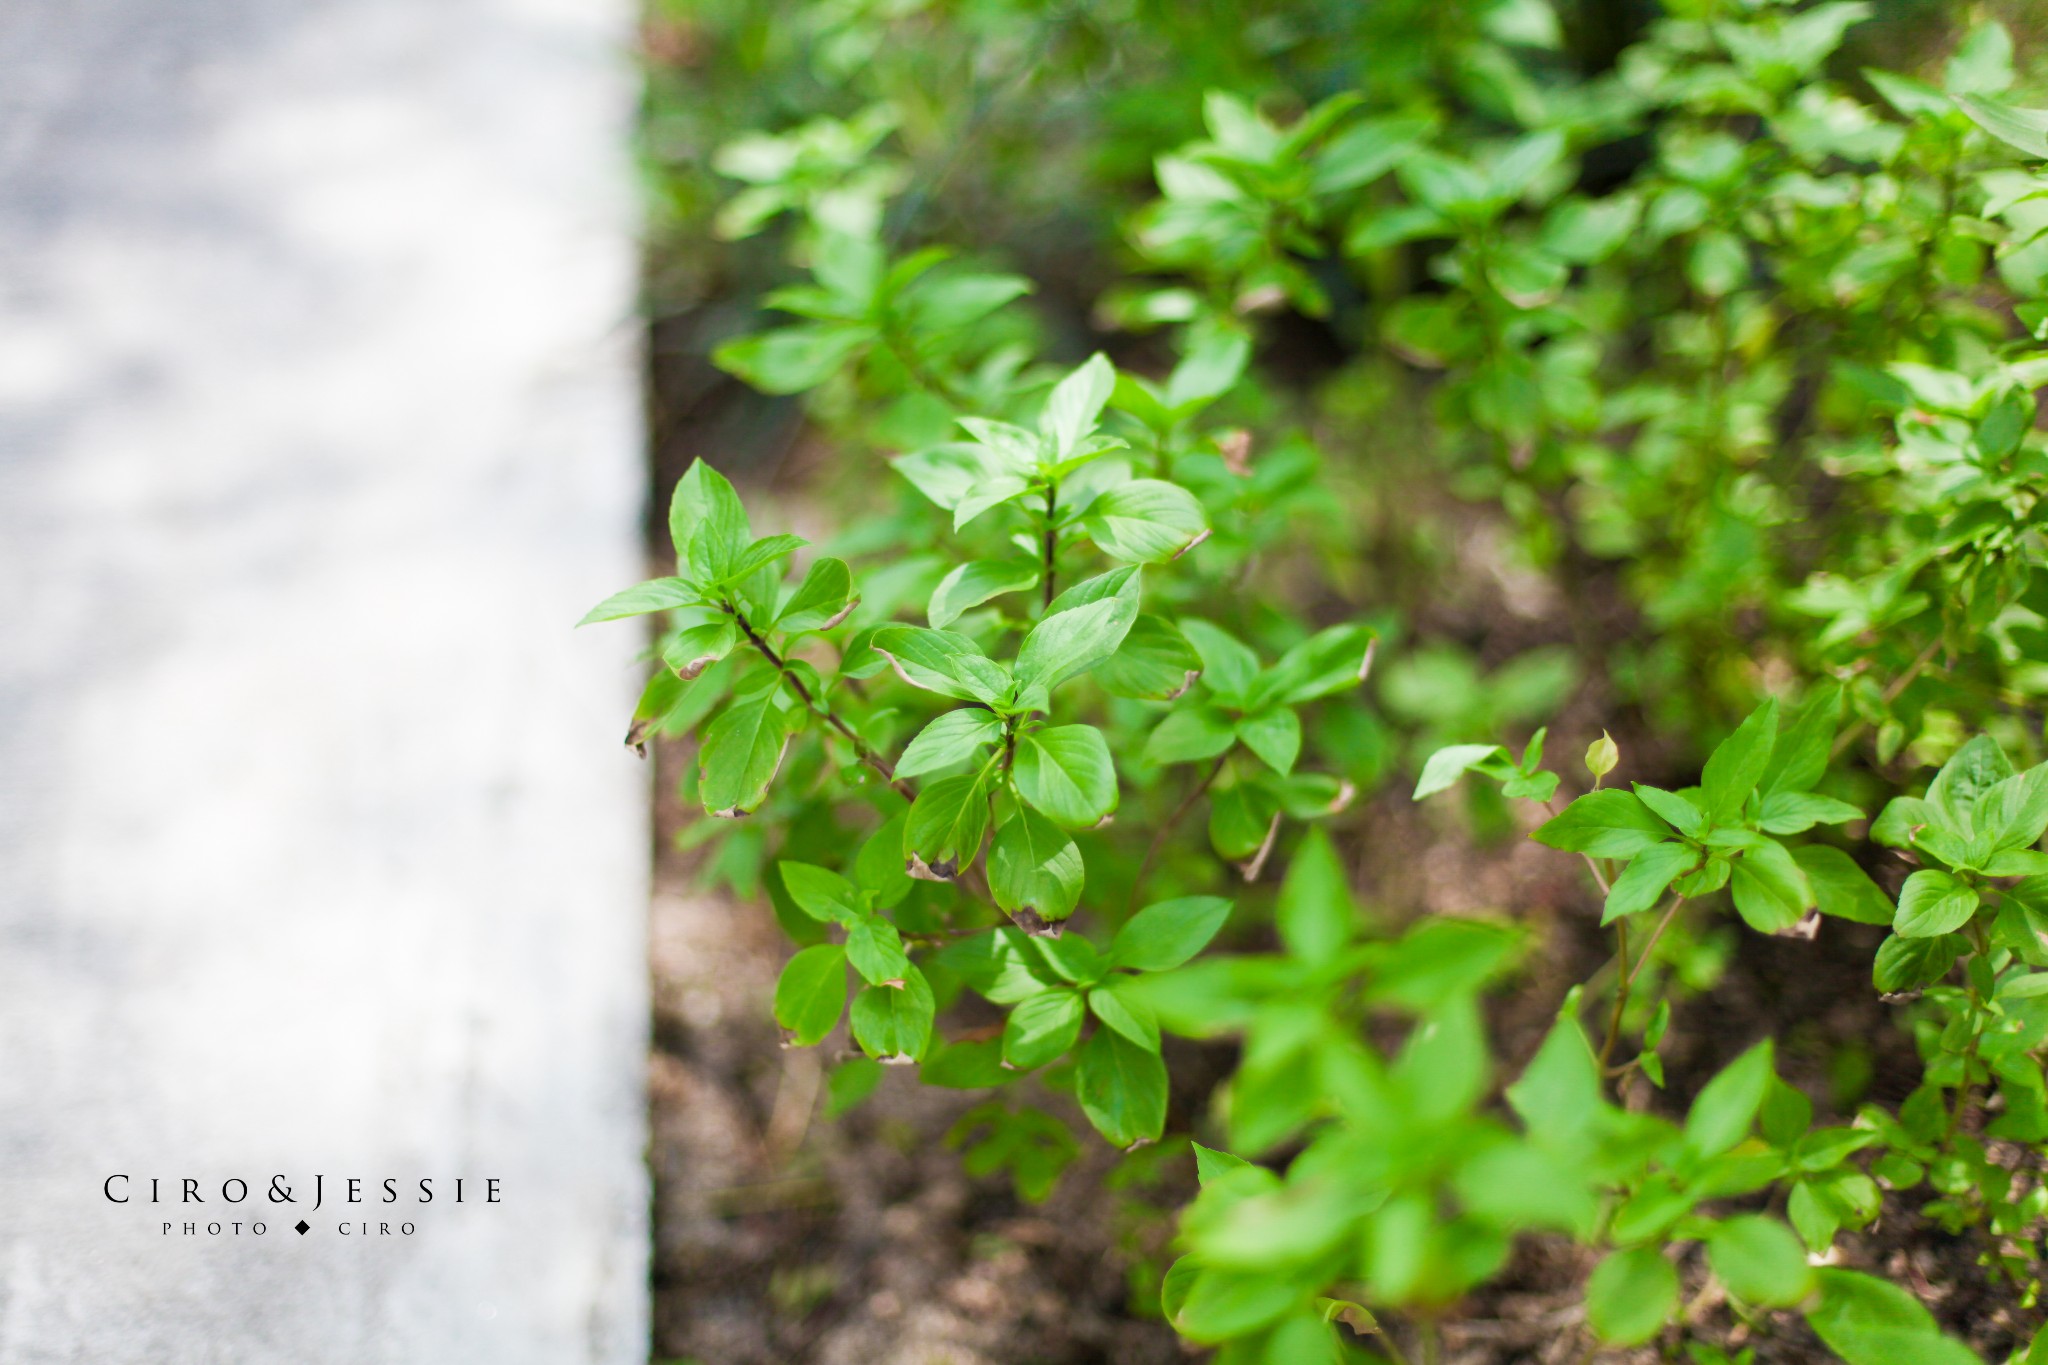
[608, 0, 2048, 1359]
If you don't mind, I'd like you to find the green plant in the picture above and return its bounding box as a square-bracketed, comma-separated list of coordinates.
[614, 0, 2048, 1358]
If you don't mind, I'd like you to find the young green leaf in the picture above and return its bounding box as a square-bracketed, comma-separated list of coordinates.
[1080, 479, 1209, 563]
[1728, 839, 1814, 934]
[1414, 744, 1508, 800]
[1701, 698, 1778, 823]
[1532, 789, 1673, 858]
[904, 772, 991, 878]
[1014, 579, 1141, 691]
[776, 556, 856, 633]
[698, 695, 790, 816]
[1685, 1040, 1774, 1160]
[1893, 869, 1979, 938]
[580, 577, 701, 625]
[988, 806, 1085, 923]
[1584, 1246, 1678, 1345]
[669, 460, 752, 579]
[1276, 827, 1354, 961]
[928, 557, 1041, 628]
[845, 914, 911, 985]
[1013, 725, 1119, 828]
[872, 625, 1009, 703]
[850, 966, 936, 1061]
[1236, 708, 1301, 775]
[1146, 705, 1238, 766]
[1109, 896, 1234, 972]
[1094, 613, 1203, 701]
[895, 708, 1003, 779]
[1002, 987, 1086, 1069]
[1707, 1215, 1815, 1306]
[778, 861, 863, 924]
[1603, 842, 1696, 923]
[775, 944, 849, 1046]
[1040, 352, 1116, 458]
[1075, 1026, 1169, 1147]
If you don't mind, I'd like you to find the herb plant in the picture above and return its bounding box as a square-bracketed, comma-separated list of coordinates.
[611, 1, 2048, 1358]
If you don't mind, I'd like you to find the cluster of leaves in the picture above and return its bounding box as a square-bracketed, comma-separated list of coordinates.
[615, 0, 2048, 1360]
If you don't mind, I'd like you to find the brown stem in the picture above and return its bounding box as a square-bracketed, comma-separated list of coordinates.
[1600, 896, 1683, 1072]
[1041, 483, 1058, 610]
[725, 601, 917, 802]
[1831, 635, 1944, 760]
[1126, 751, 1230, 913]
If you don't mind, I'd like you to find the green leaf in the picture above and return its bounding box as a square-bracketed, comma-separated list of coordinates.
[1893, 869, 1978, 938]
[1532, 789, 1673, 857]
[1539, 194, 1640, 263]
[1002, 988, 1085, 1069]
[774, 944, 848, 1046]
[1081, 479, 1209, 563]
[579, 577, 700, 625]
[1075, 1026, 1169, 1147]
[1873, 932, 1960, 993]
[1707, 1215, 1815, 1306]
[1146, 705, 1237, 765]
[989, 806, 1085, 924]
[1237, 708, 1301, 775]
[1928, 735, 2015, 837]
[1276, 827, 1354, 961]
[1014, 725, 1119, 829]
[1095, 613, 1203, 701]
[872, 625, 1009, 704]
[1508, 1015, 1603, 1149]
[1585, 1246, 1678, 1345]
[1210, 781, 1280, 863]
[712, 321, 872, 394]
[1957, 94, 2048, 160]
[1976, 765, 2048, 851]
[1795, 846, 1894, 925]
[1759, 792, 1864, 834]
[776, 556, 856, 633]
[850, 966, 936, 1061]
[1414, 744, 1507, 799]
[1729, 839, 1814, 934]
[928, 557, 1040, 628]
[1015, 577, 1142, 691]
[1808, 1268, 1981, 1365]
[1179, 619, 1260, 700]
[1110, 896, 1233, 971]
[669, 461, 751, 581]
[1633, 785, 1704, 838]
[1089, 981, 1162, 1052]
[698, 695, 790, 816]
[1041, 353, 1116, 458]
[1312, 112, 1436, 193]
[938, 928, 1061, 1005]
[845, 914, 911, 985]
[721, 533, 807, 585]
[895, 708, 1003, 779]
[904, 772, 992, 878]
[778, 862, 862, 924]
[1685, 1041, 1774, 1160]
[1257, 624, 1376, 705]
[661, 619, 739, 680]
[1761, 684, 1840, 796]
[1603, 842, 1696, 924]
[1702, 699, 1778, 824]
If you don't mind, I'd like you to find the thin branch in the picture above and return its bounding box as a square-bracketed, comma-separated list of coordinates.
[1041, 483, 1058, 610]
[725, 601, 917, 802]
[1831, 635, 1944, 760]
[1126, 751, 1230, 913]
[1599, 896, 1683, 1072]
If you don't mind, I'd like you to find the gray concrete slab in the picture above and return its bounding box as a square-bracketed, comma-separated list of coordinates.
[0, 1, 648, 1361]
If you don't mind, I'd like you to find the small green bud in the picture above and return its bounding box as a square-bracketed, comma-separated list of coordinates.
[1585, 731, 1619, 779]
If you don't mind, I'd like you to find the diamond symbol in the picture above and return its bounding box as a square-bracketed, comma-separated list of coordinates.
[294, 1220, 310, 1235]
